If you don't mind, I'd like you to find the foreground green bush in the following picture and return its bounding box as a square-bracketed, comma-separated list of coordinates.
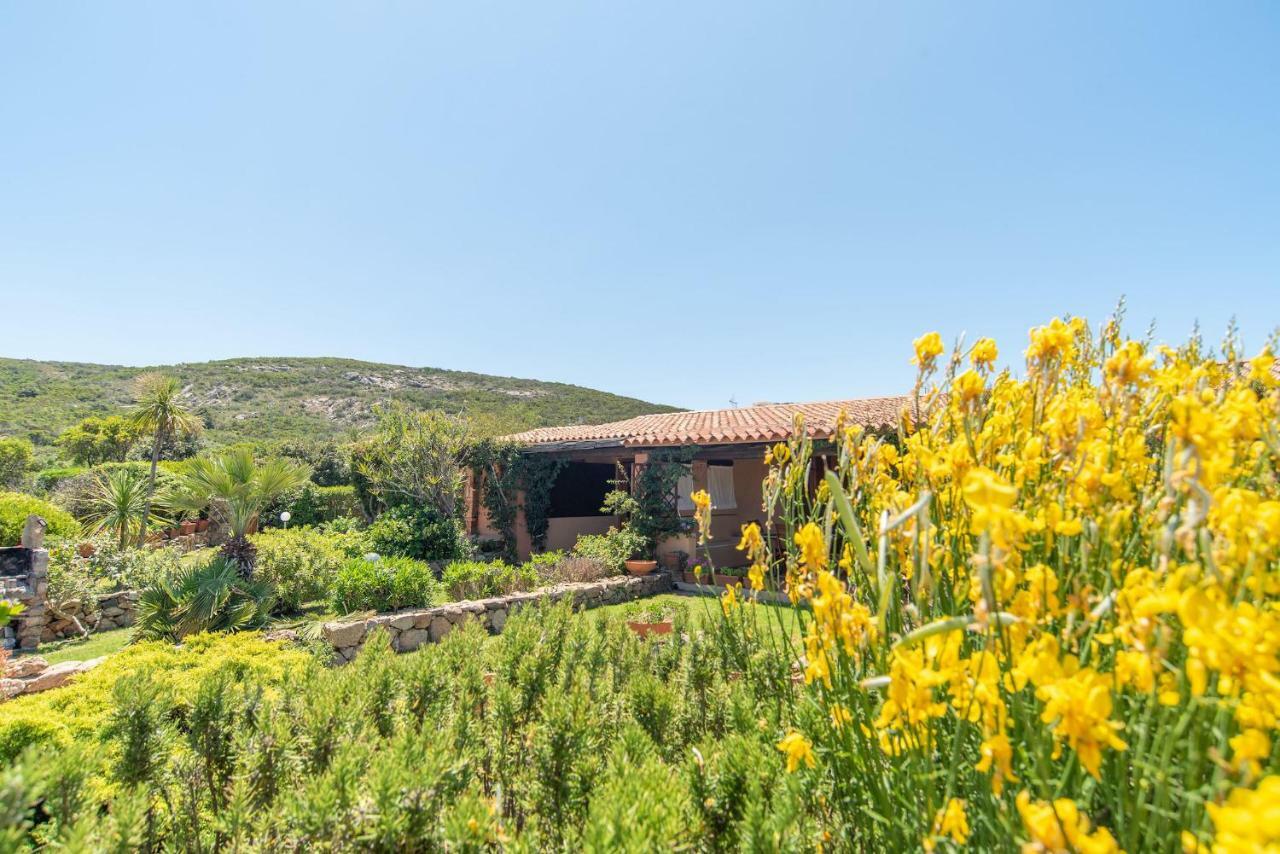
[0, 632, 309, 763]
[251, 526, 345, 612]
[329, 555, 442, 613]
[0, 491, 79, 546]
[0, 599, 809, 850]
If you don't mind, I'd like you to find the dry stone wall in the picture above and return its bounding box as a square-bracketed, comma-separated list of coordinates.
[321, 571, 672, 661]
[42, 590, 139, 642]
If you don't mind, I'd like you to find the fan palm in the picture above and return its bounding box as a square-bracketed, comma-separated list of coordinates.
[85, 467, 167, 549]
[134, 556, 275, 641]
[130, 373, 201, 545]
[172, 448, 309, 575]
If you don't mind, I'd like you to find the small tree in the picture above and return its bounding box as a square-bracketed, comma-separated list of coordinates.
[130, 373, 201, 545]
[0, 438, 33, 490]
[350, 403, 469, 519]
[172, 449, 309, 576]
[85, 467, 163, 549]
[55, 415, 141, 466]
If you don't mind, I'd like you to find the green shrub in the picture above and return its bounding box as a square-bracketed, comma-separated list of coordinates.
[364, 504, 464, 562]
[49, 462, 181, 521]
[330, 555, 442, 613]
[440, 559, 538, 601]
[0, 437, 34, 490]
[251, 527, 345, 612]
[135, 557, 276, 641]
[47, 535, 184, 599]
[0, 632, 309, 763]
[572, 527, 645, 574]
[0, 491, 80, 546]
[33, 465, 85, 495]
[287, 484, 363, 527]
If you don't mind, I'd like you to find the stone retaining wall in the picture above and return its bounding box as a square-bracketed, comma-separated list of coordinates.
[42, 590, 139, 642]
[321, 571, 672, 661]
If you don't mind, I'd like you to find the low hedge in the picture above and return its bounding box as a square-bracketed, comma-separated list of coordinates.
[329, 555, 443, 614]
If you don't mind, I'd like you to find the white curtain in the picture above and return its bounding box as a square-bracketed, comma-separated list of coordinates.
[676, 465, 737, 511]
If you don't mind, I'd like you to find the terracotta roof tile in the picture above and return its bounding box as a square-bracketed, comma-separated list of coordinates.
[505, 396, 910, 448]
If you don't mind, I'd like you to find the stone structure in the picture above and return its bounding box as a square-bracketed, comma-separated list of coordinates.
[0, 545, 49, 652]
[42, 590, 139, 642]
[321, 571, 672, 661]
[1, 655, 104, 701]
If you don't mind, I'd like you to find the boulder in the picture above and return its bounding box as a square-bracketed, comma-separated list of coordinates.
[23, 660, 90, 694]
[0, 678, 24, 700]
[6, 656, 47, 678]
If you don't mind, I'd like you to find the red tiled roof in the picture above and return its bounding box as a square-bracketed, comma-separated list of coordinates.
[506, 396, 910, 449]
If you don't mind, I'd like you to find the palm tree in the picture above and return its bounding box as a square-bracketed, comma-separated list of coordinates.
[130, 373, 201, 545]
[172, 448, 309, 575]
[85, 467, 165, 549]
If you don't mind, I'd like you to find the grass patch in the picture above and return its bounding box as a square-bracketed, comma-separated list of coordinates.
[33, 628, 133, 664]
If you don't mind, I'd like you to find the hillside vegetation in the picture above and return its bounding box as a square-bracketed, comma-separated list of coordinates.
[0, 356, 675, 449]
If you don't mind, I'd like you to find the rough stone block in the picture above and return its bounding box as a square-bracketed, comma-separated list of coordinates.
[398, 629, 429, 651]
[428, 616, 452, 642]
[6, 656, 47, 678]
[389, 614, 417, 631]
[488, 608, 507, 633]
[323, 621, 367, 648]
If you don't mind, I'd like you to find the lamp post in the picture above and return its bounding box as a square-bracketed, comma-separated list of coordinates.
[280, 511, 291, 530]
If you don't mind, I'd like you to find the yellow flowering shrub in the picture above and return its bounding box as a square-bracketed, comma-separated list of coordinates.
[717, 314, 1280, 850]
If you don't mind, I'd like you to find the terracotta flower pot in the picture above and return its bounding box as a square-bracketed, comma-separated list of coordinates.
[180, 521, 197, 535]
[713, 573, 742, 587]
[682, 571, 707, 584]
[624, 559, 658, 576]
[195, 519, 210, 532]
[627, 620, 673, 638]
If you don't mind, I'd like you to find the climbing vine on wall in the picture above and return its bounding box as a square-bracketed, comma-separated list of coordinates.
[464, 440, 565, 561]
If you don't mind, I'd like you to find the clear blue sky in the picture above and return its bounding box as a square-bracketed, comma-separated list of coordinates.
[1, 3, 1276, 410]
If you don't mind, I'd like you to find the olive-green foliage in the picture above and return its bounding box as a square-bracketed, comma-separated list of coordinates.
[283, 483, 362, 527]
[573, 526, 646, 573]
[363, 504, 464, 562]
[0, 355, 678, 453]
[1, 599, 818, 851]
[47, 461, 183, 521]
[0, 632, 310, 763]
[54, 415, 141, 466]
[47, 535, 183, 604]
[329, 555, 443, 614]
[250, 527, 346, 613]
[0, 491, 80, 546]
[0, 437, 34, 490]
[439, 559, 539, 601]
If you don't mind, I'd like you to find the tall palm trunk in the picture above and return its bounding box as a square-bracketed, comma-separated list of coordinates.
[138, 428, 162, 546]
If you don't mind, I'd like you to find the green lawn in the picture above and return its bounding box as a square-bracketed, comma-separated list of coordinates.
[596, 591, 805, 644]
[21, 628, 133, 665]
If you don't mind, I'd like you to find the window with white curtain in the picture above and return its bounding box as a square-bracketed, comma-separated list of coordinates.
[676, 464, 737, 511]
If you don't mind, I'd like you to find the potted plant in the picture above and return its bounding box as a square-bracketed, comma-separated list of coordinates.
[602, 452, 695, 577]
[714, 566, 746, 587]
[195, 517, 210, 533]
[624, 601, 677, 638]
[682, 563, 709, 585]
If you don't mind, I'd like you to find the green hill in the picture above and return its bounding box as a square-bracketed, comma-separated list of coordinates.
[0, 356, 677, 451]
